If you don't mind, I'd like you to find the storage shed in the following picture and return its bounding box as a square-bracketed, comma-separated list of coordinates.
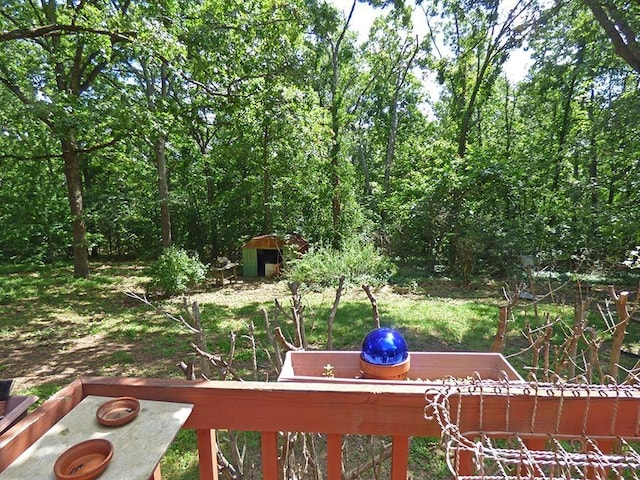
[242, 233, 308, 277]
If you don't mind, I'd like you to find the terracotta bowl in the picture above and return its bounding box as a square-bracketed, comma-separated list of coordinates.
[360, 356, 411, 381]
[53, 438, 114, 480]
[96, 397, 140, 427]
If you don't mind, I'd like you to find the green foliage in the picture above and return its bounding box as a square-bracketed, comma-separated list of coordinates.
[409, 437, 450, 479]
[1, 0, 639, 281]
[0, 286, 16, 305]
[147, 247, 207, 296]
[284, 238, 397, 288]
[624, 247, 640, 269]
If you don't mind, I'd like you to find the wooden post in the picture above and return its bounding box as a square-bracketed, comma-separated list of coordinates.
[197, 429, 219, 480]
[390, 436, 409, 480]
[261, 431, 279, 479]
[607, 286, 630, 381]
[326, 434, 343, 480]
[456, 445, 476, 477]
[491, 305, 509, 353]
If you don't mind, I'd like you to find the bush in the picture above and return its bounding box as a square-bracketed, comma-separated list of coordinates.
[284, 238, 396, 289]
[624, 247, 640, 269]
[147, 247, 207, 296]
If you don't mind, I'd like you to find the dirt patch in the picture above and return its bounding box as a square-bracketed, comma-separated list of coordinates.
[181, 279, 292, 307]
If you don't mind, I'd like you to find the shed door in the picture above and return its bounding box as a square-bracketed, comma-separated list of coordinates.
[242, 248, 258, 277]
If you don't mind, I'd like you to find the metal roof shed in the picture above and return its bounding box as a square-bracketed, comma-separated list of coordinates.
[242, 234, 308, 277]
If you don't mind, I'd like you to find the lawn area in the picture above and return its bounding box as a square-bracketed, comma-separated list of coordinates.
[0, 262, 515, 395]
[1, 262, 637, 479]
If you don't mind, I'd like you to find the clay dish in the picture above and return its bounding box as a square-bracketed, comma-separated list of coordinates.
[96, 397, 140, 427]
[53, 438, 114, 480]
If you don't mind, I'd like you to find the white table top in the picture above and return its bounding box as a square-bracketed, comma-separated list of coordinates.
[0, 395, 193, 480]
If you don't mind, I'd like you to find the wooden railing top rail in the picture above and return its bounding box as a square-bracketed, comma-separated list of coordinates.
[81, 376, 436, 435]
[0, 376, 435, 474]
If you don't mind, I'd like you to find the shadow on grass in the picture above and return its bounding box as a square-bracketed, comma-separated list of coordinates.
[0, 263, 207, 390]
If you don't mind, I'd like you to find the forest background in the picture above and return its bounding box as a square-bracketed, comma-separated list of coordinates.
[0, 0, 639, 280]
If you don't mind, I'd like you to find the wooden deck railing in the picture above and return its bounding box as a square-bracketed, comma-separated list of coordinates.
[0, 377, 436, 479]
[1, 377, 640, 479]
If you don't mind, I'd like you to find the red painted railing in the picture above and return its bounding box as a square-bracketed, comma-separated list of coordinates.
[1, 377, 639, 479]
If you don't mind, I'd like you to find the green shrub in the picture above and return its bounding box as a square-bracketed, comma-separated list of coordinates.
[284, 238, 396, 288]
[0, 286, 15, 305]
[624, 247, 640, 269]
[147, 247, 207, 296]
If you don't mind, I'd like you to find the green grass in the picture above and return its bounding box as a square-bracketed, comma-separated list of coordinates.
[409, 437, 450, 479]
[160, 430, 200, 480]
[1, 262, 638, 479]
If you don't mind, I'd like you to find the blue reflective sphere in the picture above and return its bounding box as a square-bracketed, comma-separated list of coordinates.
[360, 327, 409, 365]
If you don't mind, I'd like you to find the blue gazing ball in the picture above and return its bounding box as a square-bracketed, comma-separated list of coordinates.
[360, 327, 409, 365]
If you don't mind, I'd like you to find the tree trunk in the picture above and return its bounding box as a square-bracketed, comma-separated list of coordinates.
[384, 38, 418, 193]
[359, 144, 372, 196]
[584, 0, 640, 74]
[504, 80, 513, 160]
[330, 74, 341, 245]
[327, 0, 356, 247]
[383, 90, 400, 194]
[552, 45, 584, 191]
[457, 44, 495, 158]
[155, 135, 172, 249]
[62, 135, 89, 278]
[587, 88, 599, 210]
[261, 116, 272, 233]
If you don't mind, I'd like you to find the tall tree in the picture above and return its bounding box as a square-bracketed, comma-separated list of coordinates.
[176, 0, 333, 253]
[0, 90, 67, 262]
[362, 8, 423, 195]
[307, 0, 363, 245]
[424, 0, 540, 157]
[145, 58, 173, 250]
[583, 0, 640, 74]
[128, 51, 176, 251]
[507, 0, 640, 260]
[0, 1, 136, 276]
